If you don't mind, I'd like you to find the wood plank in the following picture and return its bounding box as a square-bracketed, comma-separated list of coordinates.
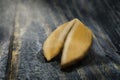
[1, 0, 120, 80]
[0, 0, 16, 79]
[17, 0, 120, 80]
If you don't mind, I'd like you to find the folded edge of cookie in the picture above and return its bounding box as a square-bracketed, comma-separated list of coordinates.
[61, 19, 93, 68]
[43, 19, 76, 61]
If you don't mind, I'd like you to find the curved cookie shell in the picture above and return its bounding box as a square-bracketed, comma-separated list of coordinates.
[43, 19, 76, 61]
[61, 19, 93, 68]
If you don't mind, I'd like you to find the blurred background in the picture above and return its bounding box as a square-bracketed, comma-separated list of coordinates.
[0, 0, 120, 80]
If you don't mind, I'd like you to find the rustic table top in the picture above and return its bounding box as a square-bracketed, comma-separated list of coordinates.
[0, 0, 120, 80]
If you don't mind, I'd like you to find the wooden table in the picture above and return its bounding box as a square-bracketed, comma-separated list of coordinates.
[0, 0, 120, 80]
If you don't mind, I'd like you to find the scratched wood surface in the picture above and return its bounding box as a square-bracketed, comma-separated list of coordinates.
[0, 0, 16, 79]
[0, 0, 120, 80]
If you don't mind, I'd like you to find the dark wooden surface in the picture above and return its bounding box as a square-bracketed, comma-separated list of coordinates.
[0, 0, 120, 80]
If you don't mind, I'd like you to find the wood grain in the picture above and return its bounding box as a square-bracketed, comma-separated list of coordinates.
[0, 0, 120, 80]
